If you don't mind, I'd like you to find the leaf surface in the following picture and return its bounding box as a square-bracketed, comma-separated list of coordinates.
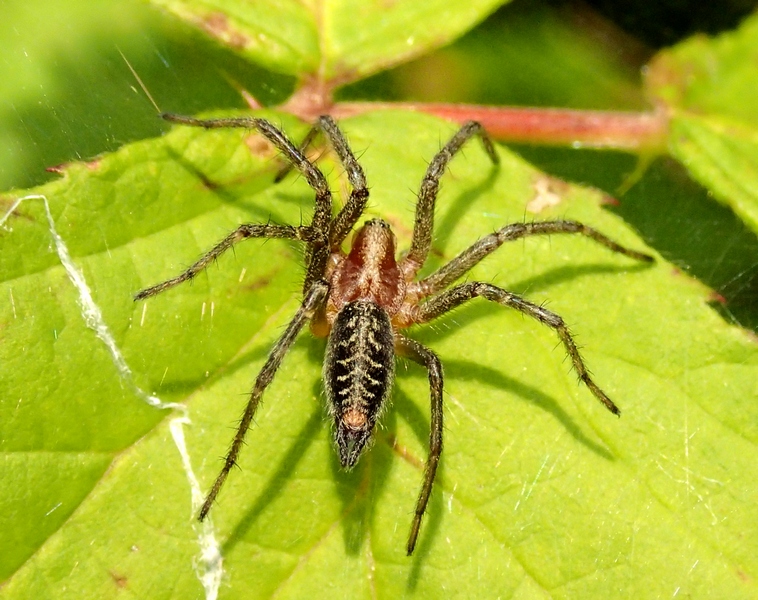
[1, 111, 756, 598]
[148, 0, 507, 82]
[647, 12, 758, 232]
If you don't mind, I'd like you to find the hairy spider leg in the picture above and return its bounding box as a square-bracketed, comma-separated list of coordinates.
[395, 335, 443, 556]
[419, 220, 654, 295]
[272, 114, 375, 333]
[401, 121, 500, 278]
[198, 280, 329, 520]
[273, 125, 321, 184]
[319, 116, 370, 248]
[134, 224, 313, 300]
[274, 115, 370, 248]
[159, 113, 333, 292]
[416, 282, 622, 415]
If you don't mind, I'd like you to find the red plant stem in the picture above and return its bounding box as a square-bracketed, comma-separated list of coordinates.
[333, 101, 668, 153]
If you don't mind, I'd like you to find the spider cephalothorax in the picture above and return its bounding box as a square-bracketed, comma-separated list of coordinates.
[136, 113, 653, 555]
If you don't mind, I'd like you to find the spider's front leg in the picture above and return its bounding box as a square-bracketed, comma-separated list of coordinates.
[402, 121, 499, 278]
[416, 282, 621, 415]
[395, 335, 443, 555]
[159, 113, 334, 291]
[274, 115, 370, 248]
[198, 280, 329, 520]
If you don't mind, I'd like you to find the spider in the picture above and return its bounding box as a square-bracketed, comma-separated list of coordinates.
[135, 113, 654, 555]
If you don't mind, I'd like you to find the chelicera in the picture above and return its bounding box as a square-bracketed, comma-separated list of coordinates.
[135, 114, 653, 555]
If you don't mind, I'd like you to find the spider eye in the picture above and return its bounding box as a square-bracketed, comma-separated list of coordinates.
[365, 217, 389, 228]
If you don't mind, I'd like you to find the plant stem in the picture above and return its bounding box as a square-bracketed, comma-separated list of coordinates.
[333, 102, 668, 153]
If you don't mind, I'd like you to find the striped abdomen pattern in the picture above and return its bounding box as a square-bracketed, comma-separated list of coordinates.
[324, 300, 395, 467]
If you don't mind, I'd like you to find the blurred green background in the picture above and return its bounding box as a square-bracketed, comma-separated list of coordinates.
[2, 0, 757, 330]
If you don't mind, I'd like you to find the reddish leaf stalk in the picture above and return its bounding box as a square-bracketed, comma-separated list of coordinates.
[333, 101, 669, 153]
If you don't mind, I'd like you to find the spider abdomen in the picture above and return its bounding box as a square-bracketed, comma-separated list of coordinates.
[324, 300, 395, 468]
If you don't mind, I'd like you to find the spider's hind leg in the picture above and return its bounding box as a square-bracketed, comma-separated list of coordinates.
[198, 280, 329, 520]
[395, 334, 444, 555]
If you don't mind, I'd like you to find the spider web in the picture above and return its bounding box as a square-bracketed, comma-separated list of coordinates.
[1, 195, 223, 600]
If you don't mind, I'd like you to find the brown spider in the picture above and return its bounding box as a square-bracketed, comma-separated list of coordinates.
[135, 113, 653, 555]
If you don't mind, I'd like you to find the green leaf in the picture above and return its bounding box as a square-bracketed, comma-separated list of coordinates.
[647, 12, 758, 233]
[2, 111, 756, 598]
[149, 0, 508, 82]
[667, 114, 758, 233]
[346, 1, 646, 111]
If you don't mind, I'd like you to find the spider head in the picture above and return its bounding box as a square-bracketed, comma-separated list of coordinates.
[329, 218, 405, 314]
